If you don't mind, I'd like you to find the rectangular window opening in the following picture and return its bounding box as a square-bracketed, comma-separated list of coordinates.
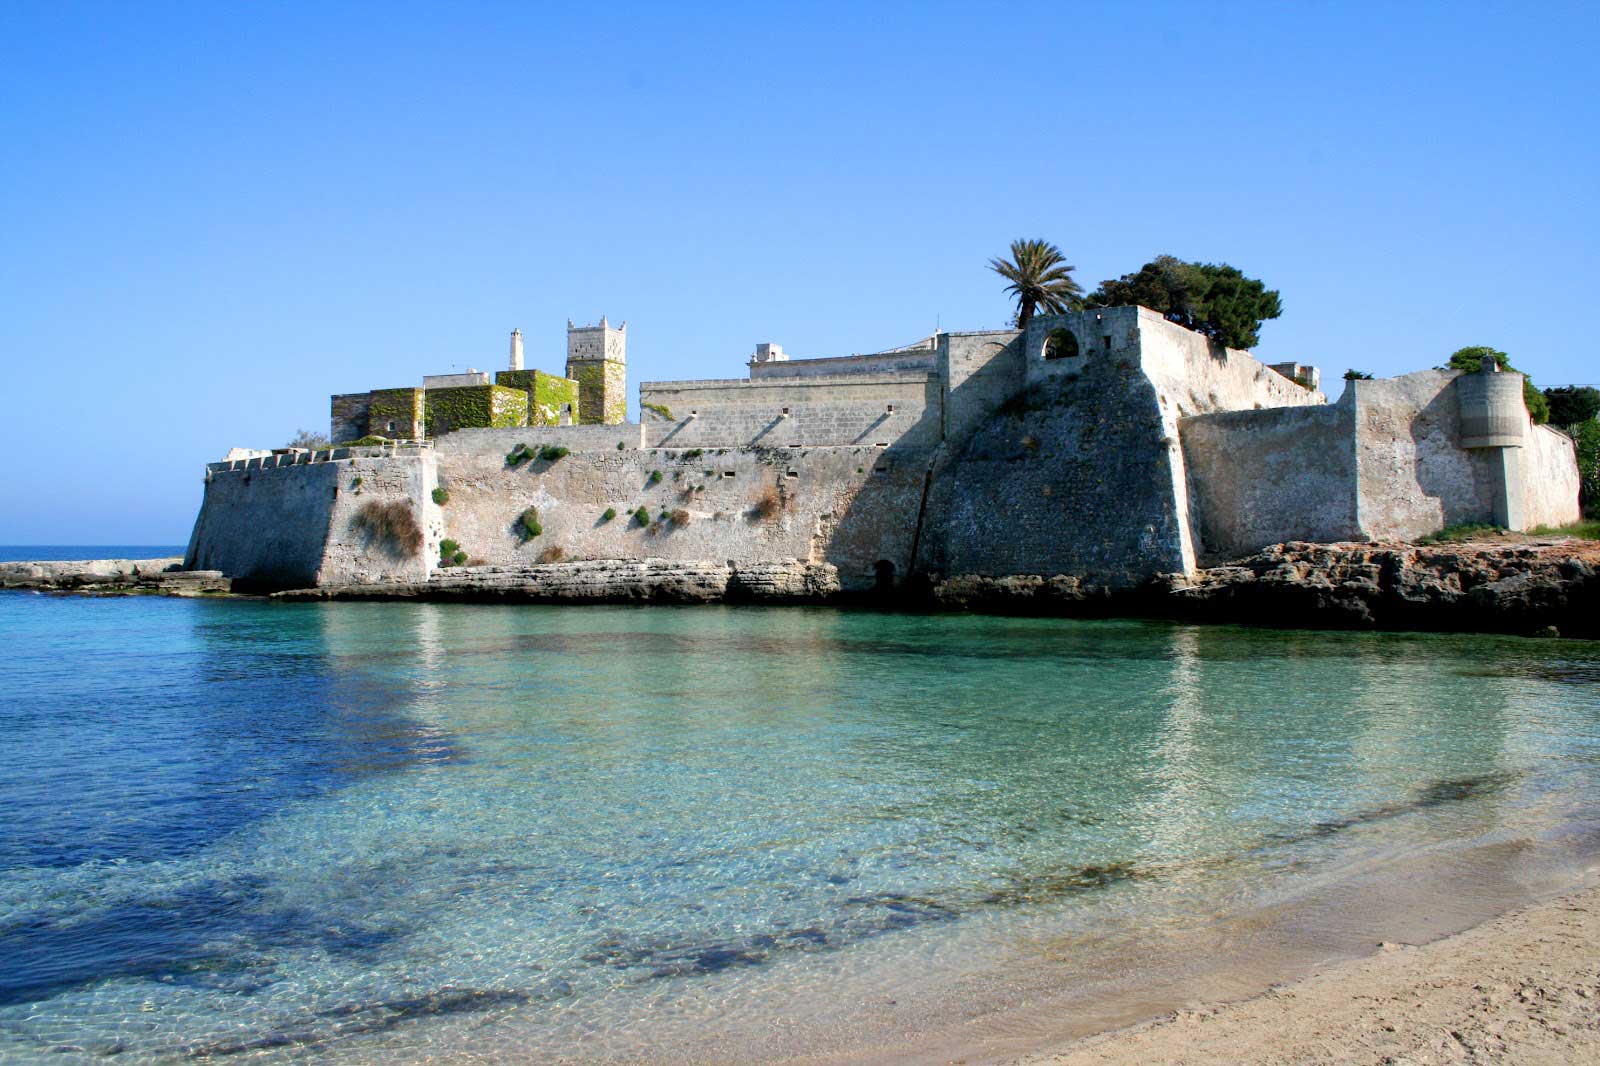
[1102, 335, 1112, 350]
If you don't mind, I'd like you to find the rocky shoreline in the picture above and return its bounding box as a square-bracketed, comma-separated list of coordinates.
[4, 540, 1596, 637]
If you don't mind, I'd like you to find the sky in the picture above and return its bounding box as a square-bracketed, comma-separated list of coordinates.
[0, 1, 1595, 544]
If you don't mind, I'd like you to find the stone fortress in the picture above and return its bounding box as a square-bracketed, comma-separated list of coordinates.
[184, 306, 1582, 595]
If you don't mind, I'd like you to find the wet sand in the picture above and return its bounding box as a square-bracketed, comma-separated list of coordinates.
[1017, 882, 1600, 1065]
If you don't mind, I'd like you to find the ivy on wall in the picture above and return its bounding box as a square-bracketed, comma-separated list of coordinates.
[425, 385, 528, 437]
[369, 388, 424, 439]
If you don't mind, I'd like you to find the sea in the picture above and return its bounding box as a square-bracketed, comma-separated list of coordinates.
[2, 547, 1598, 1062]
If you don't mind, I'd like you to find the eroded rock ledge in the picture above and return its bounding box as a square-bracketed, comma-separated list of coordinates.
[5, 542, 1595, 636]
[928, 540, 1600, 638]
[0, 558, 229, 595]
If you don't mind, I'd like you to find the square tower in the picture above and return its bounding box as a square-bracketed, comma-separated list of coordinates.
[565, 316, 627, 424]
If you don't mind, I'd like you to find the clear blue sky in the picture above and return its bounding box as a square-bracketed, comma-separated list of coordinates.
[1, 2, 1594, 544]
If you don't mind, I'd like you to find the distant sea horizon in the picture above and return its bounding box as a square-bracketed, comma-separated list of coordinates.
[0, 545, 187, 563]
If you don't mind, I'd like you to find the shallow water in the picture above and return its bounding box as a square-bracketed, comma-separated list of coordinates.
[1, 594, 1597, 1062]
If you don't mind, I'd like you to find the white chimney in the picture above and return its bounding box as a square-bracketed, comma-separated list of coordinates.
[509, 328, 524, 371]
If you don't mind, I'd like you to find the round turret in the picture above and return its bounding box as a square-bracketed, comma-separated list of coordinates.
[1457, 363, 1525, 448]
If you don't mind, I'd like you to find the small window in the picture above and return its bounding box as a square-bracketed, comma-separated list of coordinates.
[785, 470, 798, 478]
[873, 465, 889, 474]
[386, 421, 397, 432]
[1102, 335, 1112, 350]
[781, 407, 790, 415]
[886, 403, 895, 413]
[1042, 328, 1079, 360]
[722, 470, 736, 478]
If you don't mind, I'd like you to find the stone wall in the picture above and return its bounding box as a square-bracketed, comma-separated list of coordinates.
[1524, 425, 1582, 529]
[638, 373, 942, 450]
[369, 387, 425, 439]
[749, 348, 936, 379]
[1181, 402, 1361, 557]
[430, 438, 926, 589]
[330, 393, 371, 444]
[923, 362, 1190, 585]
[495, 369, 579, 426]
[185, 452, 438, 590]
[937, 330, 1024, 444]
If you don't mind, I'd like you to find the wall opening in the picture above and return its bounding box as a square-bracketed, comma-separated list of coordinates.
[1042, 328, 1079, 360]
[874, 559, 896, 592]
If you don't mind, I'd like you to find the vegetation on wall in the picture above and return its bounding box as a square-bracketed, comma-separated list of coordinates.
[369, 388, 424, 439]
[352, 500, 423, 558]
[517, 506, 543, 540]
[990, 239, 1082, 328]
[633, 506, 650, 527]
[752, 488, 784, 520]
[1083, 256, 1283, 351]
[1444, 347, 1549, 424]
[432, 487, 450, 506]
[641, 402, 674, 421]
[648, 470, 663, 485]
[1343, 369, 1374, 380]
[601, 507, 617, 522]
[537, 544, 566, 563]
[538, 445, 571, 462]
[346, 435, 391, 447]
[1573, 421, 1600, 517]
[426, 385, 527, 438]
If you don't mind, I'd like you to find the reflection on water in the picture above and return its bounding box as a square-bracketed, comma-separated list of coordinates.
[0, 595, 1596, 1062]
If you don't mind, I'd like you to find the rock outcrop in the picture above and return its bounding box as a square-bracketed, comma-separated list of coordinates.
[0, 558, 230, 595]
[925, 539, 1600, 637]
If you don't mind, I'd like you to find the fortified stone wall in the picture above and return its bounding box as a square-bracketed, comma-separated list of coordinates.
[921, 362, 1190, 585]
[638, 373, 942, 450]
[185, 450, 440, 589]
[430, 436, 927, 588]
[1524, 424, 1582, 529]
[1180, 402, 1361, 557]
[1349, 371, 1499, 541]
[749, 349, 937, 379]
[937, 330, 1025, 443]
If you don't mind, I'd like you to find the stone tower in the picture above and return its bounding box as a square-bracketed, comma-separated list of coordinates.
[565, 317, 627, 425]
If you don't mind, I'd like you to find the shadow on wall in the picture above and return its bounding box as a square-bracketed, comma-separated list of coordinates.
[1406, 381, 1499, 533]
[815, 335, 1035, 591]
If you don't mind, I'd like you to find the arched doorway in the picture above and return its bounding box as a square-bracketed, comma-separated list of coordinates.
[873, 559, 896, 592]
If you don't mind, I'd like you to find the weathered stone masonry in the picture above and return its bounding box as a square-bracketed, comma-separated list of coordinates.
[186, 305, 1582, 593]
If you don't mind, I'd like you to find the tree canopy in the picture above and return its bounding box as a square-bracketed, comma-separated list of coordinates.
[286, 428, 331, 450]
[1082, 256, 1283, 351]
[989, 239, 1083, 328]
[1543, 385, 1600, 427]
[1444, 347, 1549, 424]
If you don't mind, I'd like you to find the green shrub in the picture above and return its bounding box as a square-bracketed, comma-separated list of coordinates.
[1528, 520, 1600, 541]
[641, 401, 674, 420]
[347, 435, 391, 447]
[505, 448, 530, 467]
[633, 506, 650, 527]
[351, 476, 363, 489]
[1417, 523, 1501, 545]
[648, 470, 663, 485]
[1573, 421, 1600, 518]
[538, 445, 571, 462]
[439, 538, 460, 556]
[601, 507, 617, 522]
[452, 550, 467, 565]
[351, 500, 423, 557]
[616, 440, 626, 450]
[518, 506, 543, 540]
[431, 486, 450, 506]
[681, 448, 703, 460]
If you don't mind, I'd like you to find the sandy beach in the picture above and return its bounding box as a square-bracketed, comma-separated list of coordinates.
[1020, 883, 1600, 1065]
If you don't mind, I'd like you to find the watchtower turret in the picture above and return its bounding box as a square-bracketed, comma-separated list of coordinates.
[565, 316, 627, 424]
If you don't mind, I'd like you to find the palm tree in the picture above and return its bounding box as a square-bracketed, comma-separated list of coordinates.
[989, 239, 1083, 328]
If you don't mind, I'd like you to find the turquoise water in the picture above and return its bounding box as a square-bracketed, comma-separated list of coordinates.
[1, 592, 1598, 1062]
